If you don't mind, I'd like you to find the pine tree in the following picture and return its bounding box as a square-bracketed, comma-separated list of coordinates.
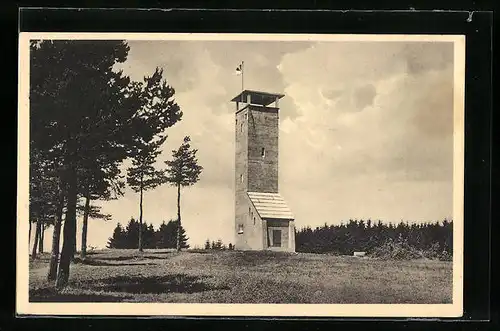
[143, 223, 156, 249]
[78, 165, 124, 259]
[157, 220, 189, 249]
[29, 148, 60, 260]
[77, 199, 114, 259]
[121, 218, 137, 248]
[107, 223, 126, 248]
[164, 136, 203, 251]
[127, 137, 168, 252]
[175, 221, 190, 249]
[156, 221, 169, 249]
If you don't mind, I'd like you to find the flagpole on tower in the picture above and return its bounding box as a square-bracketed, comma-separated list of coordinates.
[236, 61, 244, 92]
[241, 61, 244, 91]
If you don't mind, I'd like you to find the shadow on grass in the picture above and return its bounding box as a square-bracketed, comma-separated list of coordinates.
[91, 255, 171, 262]
[186, 249, 213, 254]
[29, 288, 131, 302]
[138, 255, 173, 260]
[222, 250, 296, 267]
[146, 251, 177, 255]
[93, 256, 139, 261]
[92, 274, 230, 294]
[77, 259, 157, 267]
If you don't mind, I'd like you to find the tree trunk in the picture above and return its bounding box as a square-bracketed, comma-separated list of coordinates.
[31, 218, 41, 260]
[72, 215, 77, 257]
[80, 193, 90, 259]
[56, 166, 77, 289]
[29, 220, 32, 248]
[39, 223, 45, 254]
[138, 181, 143, 252]
[48, 186, 65, 281]
[176, 183, 181, 252]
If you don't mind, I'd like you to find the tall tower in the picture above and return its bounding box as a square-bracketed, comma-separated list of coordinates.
[231, 90, 295, 252]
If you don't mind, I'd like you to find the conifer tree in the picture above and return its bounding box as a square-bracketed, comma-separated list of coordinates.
[78, 162, 124, 259]
[164, 137, 202, 251]
[156, 220, 189, 249]
[127, 137, 167, 252]
[156, 221, 169, 248]
[107, 223, 126, 249]
[124, 218, 140, 249]
[143, 223, 156, 249]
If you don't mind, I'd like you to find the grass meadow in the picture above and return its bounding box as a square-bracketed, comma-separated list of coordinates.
[29, 249, 452, 304]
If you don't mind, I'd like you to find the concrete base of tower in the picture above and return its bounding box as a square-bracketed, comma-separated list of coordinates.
[234, 219, 296, 252]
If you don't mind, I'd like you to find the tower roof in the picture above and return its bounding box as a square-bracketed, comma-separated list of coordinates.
[247, 192, 294, 220]
[231, 90, 285, 106]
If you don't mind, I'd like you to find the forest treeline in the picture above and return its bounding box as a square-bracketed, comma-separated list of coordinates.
[296, 219, 453, 259]
[107, 219, 189, 249]
[105, 218, 453, 258]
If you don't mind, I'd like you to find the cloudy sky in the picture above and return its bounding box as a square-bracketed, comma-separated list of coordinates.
[36, 38, 455, 249]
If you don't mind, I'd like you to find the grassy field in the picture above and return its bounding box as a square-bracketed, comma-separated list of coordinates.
[29, 249, 452, 304]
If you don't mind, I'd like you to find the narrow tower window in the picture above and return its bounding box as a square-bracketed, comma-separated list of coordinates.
[261, 147, 266, 158]
[240, 174, 243, 183]
[238, 224, 244, 234]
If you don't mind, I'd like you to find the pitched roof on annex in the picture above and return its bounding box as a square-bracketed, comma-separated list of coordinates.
[247, 192, 294, 220]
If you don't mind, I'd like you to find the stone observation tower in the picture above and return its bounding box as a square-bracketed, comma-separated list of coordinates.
[231, 90, 295, 252]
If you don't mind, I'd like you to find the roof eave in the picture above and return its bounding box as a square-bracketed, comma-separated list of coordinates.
[262, 217, 295, 221]
[230, 90, 285, 103]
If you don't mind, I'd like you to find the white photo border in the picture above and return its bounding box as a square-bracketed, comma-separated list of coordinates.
[17, 32, 465, 317]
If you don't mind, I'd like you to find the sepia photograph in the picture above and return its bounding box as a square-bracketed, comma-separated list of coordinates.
[17, 33, 464, 317]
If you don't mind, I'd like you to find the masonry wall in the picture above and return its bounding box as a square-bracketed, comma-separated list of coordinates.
[266, 219, 295, 252]
[238, 196, 265, 250]
[234, 107, 249, 249]
[247, 106, 279, 193]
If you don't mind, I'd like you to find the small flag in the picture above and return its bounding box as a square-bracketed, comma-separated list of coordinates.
[235, 62, 243, 75]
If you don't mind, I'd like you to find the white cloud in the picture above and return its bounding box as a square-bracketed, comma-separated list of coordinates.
[277, 41, 453, 230]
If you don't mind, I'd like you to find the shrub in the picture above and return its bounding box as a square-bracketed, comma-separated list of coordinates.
[438, 249, 452, 261]
[369, 238, 453, 261]
[370, 239, 425, 260]
[422, 242, 441, 259]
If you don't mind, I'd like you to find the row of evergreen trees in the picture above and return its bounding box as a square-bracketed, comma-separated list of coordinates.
[107, 218, 453, 256]
[107, 218, 189, 249]
[295, 219, 453, 255]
